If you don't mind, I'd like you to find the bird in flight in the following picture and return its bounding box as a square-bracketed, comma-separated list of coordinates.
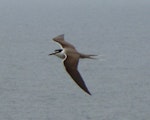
[49, 34, 97, 95]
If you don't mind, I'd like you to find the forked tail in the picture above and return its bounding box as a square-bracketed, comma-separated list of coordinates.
[79, 53, 97, 59]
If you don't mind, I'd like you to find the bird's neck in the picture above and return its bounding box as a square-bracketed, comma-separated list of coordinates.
[55, 52, 65, 59]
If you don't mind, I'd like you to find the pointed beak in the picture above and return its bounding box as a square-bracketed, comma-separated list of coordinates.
[49, 52, 56, 55]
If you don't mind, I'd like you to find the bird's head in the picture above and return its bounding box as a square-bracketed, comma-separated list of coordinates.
[49, 49, 65, 59]
[49, 49, 63, 55]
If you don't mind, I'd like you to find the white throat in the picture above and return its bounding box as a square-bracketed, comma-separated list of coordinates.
[55, 51, 65, 59]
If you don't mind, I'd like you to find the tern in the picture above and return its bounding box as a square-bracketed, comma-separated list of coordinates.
[49, 34, 97, 95]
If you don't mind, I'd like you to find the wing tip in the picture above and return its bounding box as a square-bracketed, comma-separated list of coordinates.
[86, 91, 92, 95]
[84, 88, 92, 95]
[53, 34, 65, 41]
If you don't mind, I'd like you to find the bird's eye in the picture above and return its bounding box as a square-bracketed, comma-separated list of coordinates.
[55, 49, 62, 52]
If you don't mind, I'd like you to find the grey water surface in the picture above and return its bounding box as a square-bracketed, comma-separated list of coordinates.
[0, 0, 150, 120]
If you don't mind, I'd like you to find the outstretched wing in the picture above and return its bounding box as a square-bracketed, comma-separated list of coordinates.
[63, 54, 91, 95]
[53, 34, 75, 49]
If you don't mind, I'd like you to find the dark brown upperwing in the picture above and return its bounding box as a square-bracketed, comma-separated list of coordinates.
[53, 34, 75, 49]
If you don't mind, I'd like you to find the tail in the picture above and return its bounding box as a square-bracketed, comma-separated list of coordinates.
[79, 53, 97, 59]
